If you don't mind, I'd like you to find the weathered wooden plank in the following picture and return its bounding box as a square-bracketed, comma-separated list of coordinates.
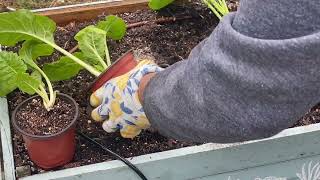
[0, 98, 15, 180]
[21, 123, 320, 180]
[33, 0, 149, 25]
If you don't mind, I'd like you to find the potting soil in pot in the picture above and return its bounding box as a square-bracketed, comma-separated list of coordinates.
[15, 97, 75, 136]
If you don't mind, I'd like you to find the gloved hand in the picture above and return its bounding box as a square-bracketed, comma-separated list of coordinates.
[90, 60, 163, 138]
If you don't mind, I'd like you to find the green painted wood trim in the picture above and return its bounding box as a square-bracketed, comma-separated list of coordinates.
[20, 123, 320, 180]
[0, 98, 15, 180]
[197, 155, 320, 180]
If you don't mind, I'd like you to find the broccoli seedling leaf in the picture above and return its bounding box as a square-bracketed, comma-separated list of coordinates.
[31, 70, 45, 87]
[0, 10, 101, 76]
[0, 52, 27, 97]
[16, 72, 41, 95]
[43, 52, 84, 82]
[0, 10, 129, 109]
[0, 10, 56, 46]
[19, 40, 54, 69]
[0, 10, 130, 109]
[20, 40, 54, 61]
[75, 26, 108, 68]
[148, 0, 174, 10]
[97, 15, 127, 40]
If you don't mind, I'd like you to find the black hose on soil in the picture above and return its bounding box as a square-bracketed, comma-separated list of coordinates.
[77, 131, 148, 180]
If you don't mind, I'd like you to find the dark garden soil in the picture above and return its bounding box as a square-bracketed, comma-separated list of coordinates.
[292, 104, 320, 127]
[15, 97, 75, 136]
[6, 0, 320, 177]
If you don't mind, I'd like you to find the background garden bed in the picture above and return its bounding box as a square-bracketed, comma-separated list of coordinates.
[2, 0, 116, 9]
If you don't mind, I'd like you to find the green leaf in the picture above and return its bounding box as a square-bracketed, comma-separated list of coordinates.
[0, 10, 56, 46]
[43, 52, 84, 81]
[94, 64, 105, 72]
[148, 0, 174, 10]
[20, 40, 54, 60]
[0, 10, 102, 77]
[31, 70, 45, 87]
[19, 40, 54, 69]
[0, 52, 27, 96]
[75, 26, 107, 66]
[16, 72, 41, 95]
[97, 15, 127, 40]
[31, 70, 42, 81]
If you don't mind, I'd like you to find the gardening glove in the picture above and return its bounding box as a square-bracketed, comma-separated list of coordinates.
[90, 60, 163, 138]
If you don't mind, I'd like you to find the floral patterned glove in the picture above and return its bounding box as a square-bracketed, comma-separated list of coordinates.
[90, 60, 163, 138]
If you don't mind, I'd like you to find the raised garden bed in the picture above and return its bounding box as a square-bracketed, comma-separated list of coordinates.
[1, 0, 320, 180]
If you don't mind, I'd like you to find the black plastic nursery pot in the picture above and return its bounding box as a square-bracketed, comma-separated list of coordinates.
[12, 93, 79, 169]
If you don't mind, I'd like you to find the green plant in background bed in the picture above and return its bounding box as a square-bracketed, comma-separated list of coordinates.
[0, 10, 126, 110]
[203, 0, 229, 19]
[148, 0, 175, 10]
[148, 0, 229, 19]
[16, 0, 43, 9]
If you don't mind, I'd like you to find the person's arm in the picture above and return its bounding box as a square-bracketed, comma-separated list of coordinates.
[141, 0, 320, 143]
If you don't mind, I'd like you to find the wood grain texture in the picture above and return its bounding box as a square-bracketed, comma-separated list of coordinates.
[20, 124, 320, 180]
[0, 98, 15, 180]
[33, 0, 149, 25]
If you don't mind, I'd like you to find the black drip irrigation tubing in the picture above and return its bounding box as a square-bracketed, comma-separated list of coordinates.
[77, 131, 148, 180]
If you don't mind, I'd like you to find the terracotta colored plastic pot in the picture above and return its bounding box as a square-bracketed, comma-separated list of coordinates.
[12, 93, 79, 169]
[90, 50, 138, 92]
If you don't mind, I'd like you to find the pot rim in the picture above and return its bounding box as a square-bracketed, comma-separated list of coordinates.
[88, 49, 135, 92]
[12, 93, 79, 140]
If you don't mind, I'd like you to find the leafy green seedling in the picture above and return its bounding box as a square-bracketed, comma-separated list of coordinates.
[148, 0, 229, 19]
[0, 41, 56, 110]
[0, 10, 126, 110]
[148, 0, 175, 10]
[43, 14, 127, 80]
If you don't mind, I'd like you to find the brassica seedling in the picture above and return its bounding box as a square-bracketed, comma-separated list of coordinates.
[0, 10, 126, 110]
[0, 41, 57, 110]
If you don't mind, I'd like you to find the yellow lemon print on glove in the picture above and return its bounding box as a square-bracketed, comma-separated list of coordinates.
[121, 125, 142, 139]
[135, 115, 151, 129]
[113, 92, 121, 101]
[110, 101, 123, 117]
[137, 60, 154, 68]
[116, 75, 130, 91]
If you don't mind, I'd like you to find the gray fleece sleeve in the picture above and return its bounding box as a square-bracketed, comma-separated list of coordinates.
[143, 0, 320, 143]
